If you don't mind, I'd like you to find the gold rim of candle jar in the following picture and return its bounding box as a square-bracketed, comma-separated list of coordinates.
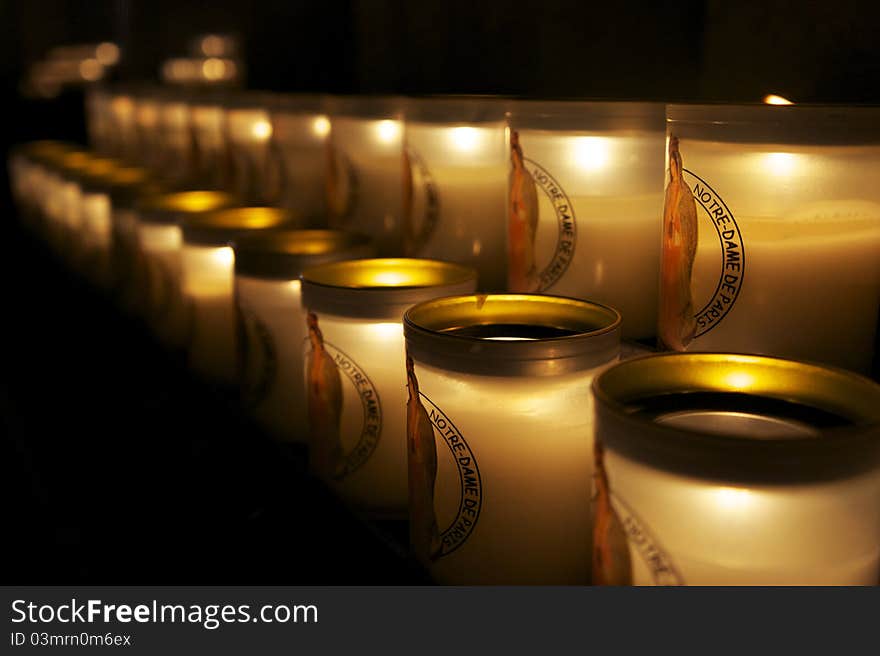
[593, 352, 880, 483]
[667, 103, 880, 145]
[182, 206, 295, 246]
[301, 258, 478, 320]
[233, 229, 374, 280]
[404, 294, 621, 377]
[136, 190, 240, 226]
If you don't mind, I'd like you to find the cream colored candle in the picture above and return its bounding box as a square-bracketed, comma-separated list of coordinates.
[506, 101, 665, 339]
[157, 92, 197, 185]
[404, 98, 510, 291]
[593, 353, 880, 585]
[191, 94, 233, 189]
[77, 164, 130, 290]
[108, 88, 139, 161]
[301, 259, 478, 517]
[661, 105, 880, 373]
[7, 141, 73, 230]
[135, 191, 238, 348]
[85, 85, 115, 155]
[133, 90, 164, 171]
[326, 96, 405, 255]
[404, 294, 620, 584]
[181, 207, 294, 385]
[233, 230, 374, 443]
[270, 94, 329, 224]
[226, 93, 276, 205]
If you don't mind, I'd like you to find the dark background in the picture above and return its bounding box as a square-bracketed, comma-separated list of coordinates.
[2, 0, 879, 584]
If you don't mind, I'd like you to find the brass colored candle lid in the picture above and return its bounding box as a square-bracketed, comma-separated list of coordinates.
[301, 258, 478, 320]
[234, 230, 374, 280]
[593, 353, 880, 482]
[136, 190, 239, 225]
[182, 206, 295, 246]
[404, 294, 621, 377]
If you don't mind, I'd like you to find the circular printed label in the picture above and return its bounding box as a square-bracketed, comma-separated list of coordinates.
[418, 393, 483, 558]
[237, 305, 277, 409]
[525, 158, 577, 291]
[682, 169, 746, 338]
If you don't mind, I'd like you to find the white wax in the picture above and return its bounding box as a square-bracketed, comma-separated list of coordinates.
[406, 123, 509, 291]
[236, 276, 308, 442]
[137, 223, 188, 348]
[515, 131, 664, 338]
[410, 359, 611, 584]
[329, 117, 404, 255]
[181, 244, 237, 385]
[604, 448, 880, 585]
[307, 313, 408, 517]
[79, 190, 114, 288]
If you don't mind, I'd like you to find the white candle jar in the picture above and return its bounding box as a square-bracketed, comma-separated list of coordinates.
[53, 155, 117, 266]
[270, 94, 329, 225]
[404, 294, 621, 584]
[300, 258, 478, 517]
[108, 87, 140, 161]
[661, 104, 880, 373]
[225, 92, 277, 205]
[181, 207, 295, 385]
[593, 352, 880, 586]
[233, 230, 374, 443]
[85, 85, 115, 155]
[133, 90, 164, 172]
[325, 96, 405, 255]
[506, 101, 665, 340]
[8, 141, 73, 231]
[403, 97, 510, 291]
[191, 91, 234, 190]
[156, 91, 197, 186]
[42, 150, 92, 255]
[136, 191, 239, 348]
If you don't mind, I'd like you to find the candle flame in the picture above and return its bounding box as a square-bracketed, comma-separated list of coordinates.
[211, 246, 235, 268]
[763, 94, 794, 105]
[376, 119, 400, 144]
[312, 116, 331, 138]
[572, 136, 610, 171]
[250, 119, 273, 141]
[714, 487, 752, 511]
[763, 152, 797, 176]
[449, 126, 480, 152]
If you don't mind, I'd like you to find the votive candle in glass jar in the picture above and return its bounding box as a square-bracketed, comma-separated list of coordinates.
[85, 85, 115, 155]
[592, 352, 880, 585]
[42, 150, 91, 255]
[135, 191, 239, 349]
[270, 94, 330, 225]
[403, 97, 510, 291]
[8, 141, 74, 231]
[133, 88, 164, 171]
[661, 104, 880, 373]
[191, 90, 233, 190]
[325, 96, 405, 255]
[108, 86, 140, 161]
[54, 155, 118, 266]
[225, 92, 277, 205]
[181, 207, 295, 385]
[156, 90, 197, 186]
[300, 258, 478, 517]
[233, 230, 374, 443]
[506, 101, 665, 340]
[404, 294, 621, 584]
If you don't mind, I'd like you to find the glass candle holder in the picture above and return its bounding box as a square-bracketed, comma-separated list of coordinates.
[269, 94, 330, 225]
[404, 294, 621, 584]
[191, 90, 233, 190]
[506, 101, 665, 339]
[593, 352, 880, 585]
[325, 96, 405, 255]
[661, 104, 880, 373]
[225, 92, 277, 205]
[403, 97, 510, 292]
[133, 88, 164, 172]
[135, 191, 239, 349]
[42, 150, 91, 255]
[85, 85, 115, 155]
[8, 141, 74, 231]
[67, 158, 120, 272]
[300, 259, 478, 517]
[108, 87, 139, 161]
[181, 207, 295, 385]
[233, 230, 374, 444]
[156, 90, 197, 185]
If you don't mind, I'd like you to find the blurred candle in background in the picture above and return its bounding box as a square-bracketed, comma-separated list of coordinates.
[506, 101, 665, 340]
[108, 86, 140, 161]
[593, 353, 880, 585]
[404, 294, 620, 584]
[135, 191, 239, 349]
[661, 104, 880, 373]
[325, 95, 405, 255]
[156, 89, 198, 186]
[300, 259, 477, 518]
[403, 97, 510, 291]
[84, 85, 115, 155]
[225, 91, 277, 205]
[191, 90, 233, 190]
[133, 88, 164, 172]
[181, 207, 295, 386]
[233, 230, 374, 444]
[270, 94, 330, 226]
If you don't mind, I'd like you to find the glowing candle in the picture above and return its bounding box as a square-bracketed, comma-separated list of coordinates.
[506, 101, 665, 339]
[233, 230, 374, 444]
[301, 259, 478, 517]
[84, 85, 115, 155]
[7, 141, 74, 231]
[181, 207, 294, 385]
[108, 88, 139, 161]
[593, 353, 880, 585]
[191, 92, 233, 190]
[133, 90, 164, 171]
[270, 94, 329, 224]
[226, 92, 277, 205]
[404, 294, 621, 583]
[403, 97, 510, 291]
[156, 91, 197, 185]
[661, 105, 880, 373]
[135, 191, 239, 349]
[325, 96, 405, 254]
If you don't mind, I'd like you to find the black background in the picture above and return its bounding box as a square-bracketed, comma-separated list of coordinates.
[2, 0, 880, 584]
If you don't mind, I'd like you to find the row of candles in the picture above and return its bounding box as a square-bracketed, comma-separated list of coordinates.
[8, 87, 880, 585]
